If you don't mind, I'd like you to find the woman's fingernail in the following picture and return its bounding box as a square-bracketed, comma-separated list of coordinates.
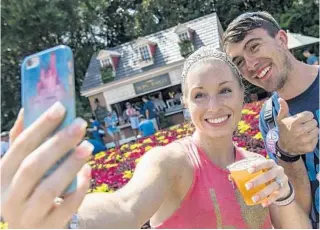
[49, 102, 66, 119]
[262, 200, 271, 208]
[248, 167, 255, 174]
[75, 140, 94, 159]
[84, 164, 92, 179]
[245, 182, 253, 190]
[18, 108, 24, 118]
[68, 118, 87, 136]
[252, 195, 260, 203]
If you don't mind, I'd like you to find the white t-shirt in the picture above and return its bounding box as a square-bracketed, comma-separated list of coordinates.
[1, 141, 9, 157]
[153, 99, 166, 111]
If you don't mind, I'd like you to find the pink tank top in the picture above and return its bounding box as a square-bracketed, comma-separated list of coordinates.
[154, 137, 272, 229]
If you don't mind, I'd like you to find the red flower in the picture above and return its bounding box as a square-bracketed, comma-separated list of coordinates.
[89, 100, 267, 192]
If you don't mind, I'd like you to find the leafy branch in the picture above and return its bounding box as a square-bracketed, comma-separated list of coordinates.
[178, 39, 194, 58]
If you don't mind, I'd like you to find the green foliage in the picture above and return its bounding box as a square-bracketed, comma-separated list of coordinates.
[1, 0, 138, 131]
[101, 67, 115, 83]
[1, 0, 319, 131]
[2, 0, 92, 131]
[178, 40, 194, 58]
[283, 0, 319, 38]
[128, 0, 216, 37]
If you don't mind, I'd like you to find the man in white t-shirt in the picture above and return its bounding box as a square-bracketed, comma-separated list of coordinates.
[151, 95, 166, 112]
[1, 131, 9, 157]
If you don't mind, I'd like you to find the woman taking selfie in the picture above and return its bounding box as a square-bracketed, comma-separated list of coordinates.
[1, 47, 310, 228]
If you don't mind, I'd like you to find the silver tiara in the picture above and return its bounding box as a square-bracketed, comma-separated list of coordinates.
[181, 45, 243, 84]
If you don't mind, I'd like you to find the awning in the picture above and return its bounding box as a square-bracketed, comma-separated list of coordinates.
[287, 31, 319, 49]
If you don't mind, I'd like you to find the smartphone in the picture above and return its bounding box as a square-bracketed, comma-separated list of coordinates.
[21, 45, 76, 194]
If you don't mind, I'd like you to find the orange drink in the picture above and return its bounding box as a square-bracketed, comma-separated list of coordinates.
[227, 157, 268, 206]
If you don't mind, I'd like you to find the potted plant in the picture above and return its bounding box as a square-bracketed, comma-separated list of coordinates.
[100, 66, 114, 84]
[179, 40, 194, 58]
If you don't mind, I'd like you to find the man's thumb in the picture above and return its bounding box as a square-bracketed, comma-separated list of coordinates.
[277, 98, 289, 121]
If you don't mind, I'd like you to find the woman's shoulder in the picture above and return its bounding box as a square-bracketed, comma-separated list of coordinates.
[147, 139, 189, 159]
[142, 138, 191, 171]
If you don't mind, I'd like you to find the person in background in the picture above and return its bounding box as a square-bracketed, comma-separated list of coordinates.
[1, 131, 9, 158]
[303, 48, 319, 65]
[122, 109, 129, 123]
[151, 94, 166, 112]
[150, 95, 159, 112]
[134, 102, 144, 116]
[174, 89, 182, 105]
[138, 115, 156, 137]
[85, 136, 107, 155]
[142, 95, 159, 130]
[111, 110, 118, 122]
[93, 98, 108, 123]
[125, 102, 140, 137]
[87, 116, 104, 145]
[104, 111, 121, 148]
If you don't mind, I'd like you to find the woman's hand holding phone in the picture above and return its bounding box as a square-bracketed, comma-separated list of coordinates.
[0, 102, 93, 228]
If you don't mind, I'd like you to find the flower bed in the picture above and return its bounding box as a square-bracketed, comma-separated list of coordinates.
[0, 100, 267, 229]
[88, 100, 266, 193]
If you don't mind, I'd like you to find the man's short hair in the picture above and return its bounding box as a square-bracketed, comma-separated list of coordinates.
[303, 48, 313, 54]
[223, 11, 281, 48]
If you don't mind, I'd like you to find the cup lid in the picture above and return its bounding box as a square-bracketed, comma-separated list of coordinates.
[227, 156, 265, 172]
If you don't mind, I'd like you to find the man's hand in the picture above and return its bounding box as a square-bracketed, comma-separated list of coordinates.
[276, 98, 318, 155]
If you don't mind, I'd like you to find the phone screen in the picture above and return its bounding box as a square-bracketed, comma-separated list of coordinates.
[21, 45, 76, 194]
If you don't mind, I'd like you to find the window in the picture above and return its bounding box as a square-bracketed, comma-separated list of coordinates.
[139, 46, 151, 60]
[178, 32, 189, 41]
[100, 58, 111, 68]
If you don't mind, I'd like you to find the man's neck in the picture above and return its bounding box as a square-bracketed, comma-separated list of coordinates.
[277, 59, 319, 100]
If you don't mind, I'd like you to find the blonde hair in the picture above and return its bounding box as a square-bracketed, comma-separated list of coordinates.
[181, 46, 244, 98]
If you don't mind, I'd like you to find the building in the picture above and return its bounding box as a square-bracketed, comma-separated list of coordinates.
[81, 13, 223, 143]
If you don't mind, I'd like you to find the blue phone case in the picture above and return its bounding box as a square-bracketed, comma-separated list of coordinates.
[21, 45, 77, 194]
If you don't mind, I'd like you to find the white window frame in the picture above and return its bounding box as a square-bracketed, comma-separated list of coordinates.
[139, 45, 151, 60]
[100, 58, 112, 68]
[178, 32, 189, 41]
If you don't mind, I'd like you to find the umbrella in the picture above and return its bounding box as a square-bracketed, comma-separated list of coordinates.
[287, 30, 319, 49]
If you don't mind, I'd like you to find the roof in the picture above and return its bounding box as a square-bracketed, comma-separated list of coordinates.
[287, 31, 319, 49]
[81, 13, 221, 92]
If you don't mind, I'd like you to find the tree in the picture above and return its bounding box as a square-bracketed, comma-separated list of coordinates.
[127, 0, 297, 37]
[2, 0, 318, 131]
[2, 0, 82, 130]
[126, 0, 217, 37]
[1, 0, 139, 131]
[278, 0, 319, 37]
